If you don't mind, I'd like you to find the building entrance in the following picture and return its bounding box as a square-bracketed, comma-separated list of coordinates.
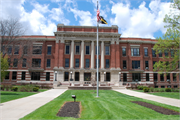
[84, 73, 91, 81]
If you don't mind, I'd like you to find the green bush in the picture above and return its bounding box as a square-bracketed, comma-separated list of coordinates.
[137, 85, 144, 90]
[12, 86, 18, 91]
[165, 88, 171, 92]
[150, 87, 154, 92]
[1, 86, 4, 91]
[143, 87, 149, 92]
[33, 87, 39, 92]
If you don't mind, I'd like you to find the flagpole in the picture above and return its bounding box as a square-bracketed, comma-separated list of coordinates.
[96, 0, 99, 97]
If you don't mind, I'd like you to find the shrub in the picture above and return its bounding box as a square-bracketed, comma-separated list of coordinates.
[143, 87, 149, 92]
[12, 86, 18, 91]
[19, 86, 28, 92]
[33, 87, 39, 92]
[137, 85, 144, 90]
[150, 87, 154, 92]
[1, 86, 4, 91]
[165, 88, 171, 92]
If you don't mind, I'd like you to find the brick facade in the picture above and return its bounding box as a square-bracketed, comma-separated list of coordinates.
[2, 24, 179, 88]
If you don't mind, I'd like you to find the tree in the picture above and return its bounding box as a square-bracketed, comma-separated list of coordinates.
[0, 18, 33, 68]
[153, 0, 180, 74]
[1, 53, 9, 81]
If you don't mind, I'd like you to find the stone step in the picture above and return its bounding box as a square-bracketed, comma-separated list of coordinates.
[112, 86, 126, 89]
[54, 86, 68, 89]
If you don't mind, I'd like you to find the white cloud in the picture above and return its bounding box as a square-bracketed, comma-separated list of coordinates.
[110, 0, 171, 38]
[70, 8, 96, 26]
[31, 2, 50, 14]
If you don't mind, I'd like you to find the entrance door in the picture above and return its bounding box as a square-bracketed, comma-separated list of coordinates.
[84, 73, 91, 81]
[75, 72, 79, 81]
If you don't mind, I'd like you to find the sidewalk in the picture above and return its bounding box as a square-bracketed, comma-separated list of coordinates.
[0, 89, 67, 120]
[114, 89, 180, 107]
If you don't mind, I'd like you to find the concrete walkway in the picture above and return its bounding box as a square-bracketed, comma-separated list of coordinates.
[0, 89, 67, 120]
[114, 89, 180, 107]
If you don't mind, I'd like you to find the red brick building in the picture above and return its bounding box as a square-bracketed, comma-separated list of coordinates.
[2, 24, 179, 88]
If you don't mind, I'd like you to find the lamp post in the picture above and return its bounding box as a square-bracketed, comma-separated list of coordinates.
[70, 71, 72, 81]
[104, 72, 106, 82]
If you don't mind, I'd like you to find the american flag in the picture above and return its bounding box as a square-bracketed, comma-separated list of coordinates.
[97, 3, 100, 22]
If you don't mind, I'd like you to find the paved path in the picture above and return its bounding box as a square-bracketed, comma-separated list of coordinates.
[114, 89, 180, 107]
[0, 89, 67, 120]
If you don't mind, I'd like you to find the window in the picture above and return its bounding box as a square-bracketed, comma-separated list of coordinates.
[95, 59, 100, 68]
[159, 50, 162, 57]
[123, 73, 127, 81]
[75, 72, 79, 81]
[47, 59, 51, 67]
[12, 72, 17, 80]
[131, 48, 139, 56]
[75, 45, 80, 54]
[32, 59, 41, 67]
[46, 72, 50, 81]
[106, 72, 110, 81]
[165, 50, 168, 57]
[171, 50, 174, 57]
[167, 74, 170, 81]
[31, 72, 40, 80]
[2, 46, 5, 55]
[86, 46, 90, 55]
[153, 61, 156, 69]
[105, 46, 110, 55]
[8, 46, 12, 54]
[55, 72, 57, 81]
[22, 58, 26, 67]
[173, 73, 176, 81]
[132, 61, 140, 69]
[174, 85, 178, 88]
[154, 73, 157, 82]
[160, 74, 164, 81]
[95, 46, 100, 55]
[65, 45, 70, 54]
[5, 72, 9, 80]
[85, 59, 90, 68]
[123, 60, 126, 69]
[145, 61, 149, 69]
[33, 45, 42, 54]
[144, 48, 148, 56]
[122, 48, 126, 56]
[161, 86, 165, 88]
[167, 85, 171, 88]
[152, 49, 156, 57]
[64, 72, 69, 81]
[65, 58, 69, 68]
[106, 59, 109, 68]
[14, 46, 19, 54]
[13, 59, 18, 67]
[47, 46, 51, 55]
[23, 46, 27, 54]
[132, 73, 141, 81]
[75, 59, 79, 68]
[21, 72, 26, 80]
[146, 73, 149, 81]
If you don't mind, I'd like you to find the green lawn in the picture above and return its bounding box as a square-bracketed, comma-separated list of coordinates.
[0, 89, 48, 103]
[20, 90, 180, 120]
[133, 90, 180, 99]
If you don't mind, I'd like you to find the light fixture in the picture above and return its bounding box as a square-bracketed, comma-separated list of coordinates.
[72, 95, 76, 102]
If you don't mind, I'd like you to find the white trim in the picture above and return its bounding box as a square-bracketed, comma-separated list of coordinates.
[122, 46, 126, 48]
[143, 47, 148, 48]
[47, 45, 52, 46]
[33, 42, 43, 45]
[130, 45, 140, 47]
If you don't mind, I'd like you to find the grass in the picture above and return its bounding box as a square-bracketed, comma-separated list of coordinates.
[20, 90, 180, 120]
[133, 90, 180, 99]
[0, 89, 48, 103]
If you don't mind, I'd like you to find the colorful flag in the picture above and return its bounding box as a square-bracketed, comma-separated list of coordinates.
[97, 2, 108, 24]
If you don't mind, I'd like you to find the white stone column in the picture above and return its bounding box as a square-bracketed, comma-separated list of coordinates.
[81, 41, 84, 69]
[91, 41, 94, 69]
[70, 40, 74, 68]
[101, 41, 104, 69]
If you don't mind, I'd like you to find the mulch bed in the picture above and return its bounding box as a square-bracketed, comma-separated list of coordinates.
[132, 101, 180, 115]
[57, 102, 81, 118]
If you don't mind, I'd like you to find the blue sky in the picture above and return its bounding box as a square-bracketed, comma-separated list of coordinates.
[1, 0, 171, 39]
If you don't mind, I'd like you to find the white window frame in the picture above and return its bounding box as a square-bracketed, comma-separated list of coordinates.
[65, 45, 70, 54]
[85, 45, 90, 55]
[105, 45, 110, 55]
[75, 45, 80, 55]
[47, 45, 52, 55]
